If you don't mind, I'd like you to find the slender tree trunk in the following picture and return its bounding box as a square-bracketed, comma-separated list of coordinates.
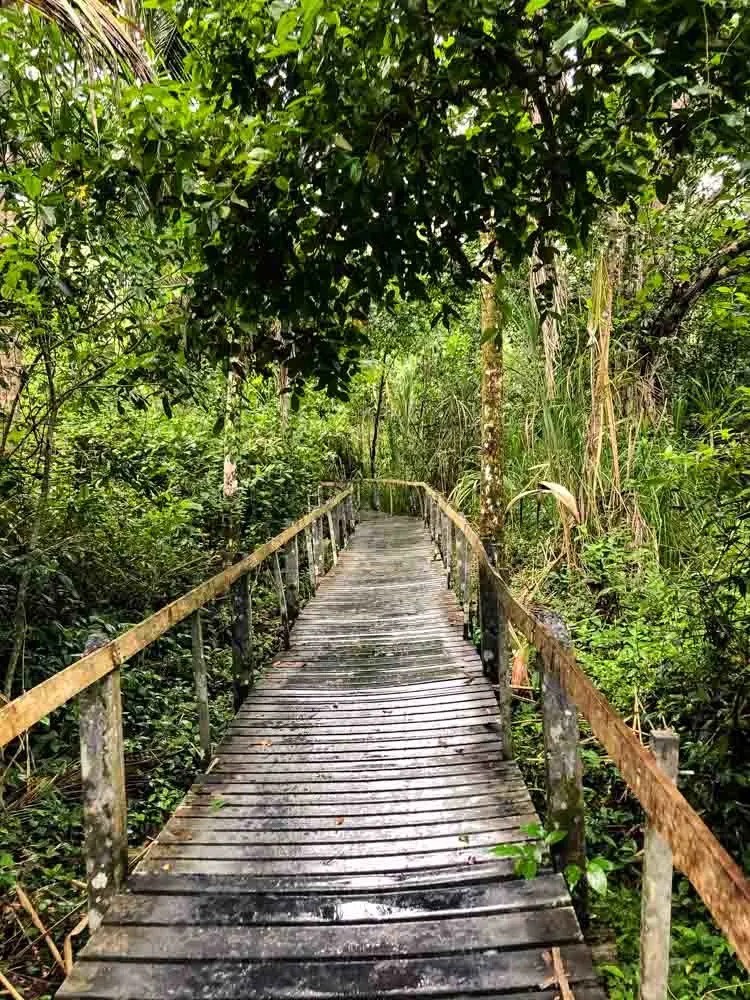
[479, 239, 505, 564]
[223, 350, 242, 565]
[369, 352, 387, 478]
[0, 332, 23, 454]
[4, 348, 56, 698]
[277, 363, 290, 429]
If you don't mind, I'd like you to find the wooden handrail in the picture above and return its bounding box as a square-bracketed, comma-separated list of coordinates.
[0, 487, 352, 748]
[358, 478, 750, 974]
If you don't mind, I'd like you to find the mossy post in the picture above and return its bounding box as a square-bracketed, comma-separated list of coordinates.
[284, 535, 300, 621]
[272, 552, 290, 649]
[326, 510, 338, 566]
[231, 570, 253, 709]
[190, 609, 211, 764]
[304, 525, 316, 591]
[539, 620, 586, 917]
[78, 667, 127, 932]
[639, 729, 679, 1000]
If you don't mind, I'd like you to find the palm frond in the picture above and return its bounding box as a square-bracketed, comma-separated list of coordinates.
[20, 0, 154, 81]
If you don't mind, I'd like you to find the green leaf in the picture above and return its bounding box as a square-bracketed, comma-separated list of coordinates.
[210, 797, 225, 813]
[564, 863, 582, 889]
[583, 25, 609, 45]
[586, 864, 608, 895]
[275, 175, 290, 192]
[518, 857, 538, 879]
[524, 0, 549, 14]
[551, 16, 589, 55]
[546, 829, 568, 845]
[334, 134, 353, 152]
[626, 60, 655, 79]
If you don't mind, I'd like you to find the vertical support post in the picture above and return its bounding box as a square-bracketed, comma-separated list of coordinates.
[313, 517, 323, 577]
[272, 552, 290, 649]
[337, 503, 346, 548]
[540, 636, 586, 913]
[479, 545, 512, 758]
[442, 516, 450, 574]
[191, 609, 211, 765]
[461, 533, 471, 639]
[436, 507, 443, 557]
[326, 509, 338, 566]
[231, 570, 253, 709]
[389, 486, 393, 516]
[285, 535, 300, 620]
[304, 525, 316, 590]
[447, 521, 455, 589]
[354, 483, 360, 522]
[639, 730, 679, 1000]
[373, 483, 381, 511]
[79, 669, 128, 932]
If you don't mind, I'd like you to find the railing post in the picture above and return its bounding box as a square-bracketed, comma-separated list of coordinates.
[231, 570, 253, 709]
[639, 729, 680, 1000]
[446, 521, 455, 589]
[373, 483, 381, 511]
[285, 535, 300, 620]
[337, 503, 347, 548]
[479, 545, 512, 759]
[460, 533, 471, 639]
[429, 497, 435, 538]
[190, 609, 211, 764]
[389, 485, 393, 515]
[78, 668, 128, 932]
[304, 525, 316, 591]
[272, 552, 290, 648]
[326, 509, 338, 566]
[312, 516, 323, 577]
[539, 624, 586, 912]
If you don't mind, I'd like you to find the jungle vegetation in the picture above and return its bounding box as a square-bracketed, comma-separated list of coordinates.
[1, 0, 749, 996]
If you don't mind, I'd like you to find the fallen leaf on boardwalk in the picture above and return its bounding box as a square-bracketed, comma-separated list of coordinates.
[281, 660, 306, 668]
[458, 833, 469, 844]
[162, 864, 171, 871]
[335, 816, 345, 825]
[255, 740, 273, 747]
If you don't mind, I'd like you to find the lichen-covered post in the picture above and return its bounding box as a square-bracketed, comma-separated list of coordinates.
[461, 534, 471, 639]
[447, 521, 455, 589]
[312, 516, 323, 577]
[304, 525, 316, 591]
[231, 570, 253, 709]
[639, 730, 679, 1000]
[78, 668, 128, 932]
[373, 482, 380, 511]
[284, 534, 300, 621]
[478, 547, 512, 759]
[326, 509, 338, 566]
[538, 618, 586, 913]
[272, 552, 290, 649]
[429, 498, 436, 539]
[389, 486, 393, 515]
[190, 609, 211, 764]
[337, 503, 347, 548]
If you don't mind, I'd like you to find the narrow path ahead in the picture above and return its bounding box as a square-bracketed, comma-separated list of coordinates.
[60, 514, 605, 998]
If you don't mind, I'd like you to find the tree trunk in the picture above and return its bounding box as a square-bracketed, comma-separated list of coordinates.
[369, 352, 388, 478]
[0, 331, 23, 454]
[479, 238, 505, 564]
[4, 348, 56, 698]
[223, 351, 242, 566]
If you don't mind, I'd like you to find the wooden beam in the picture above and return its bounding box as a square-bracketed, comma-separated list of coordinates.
[190, 610, 211, 765]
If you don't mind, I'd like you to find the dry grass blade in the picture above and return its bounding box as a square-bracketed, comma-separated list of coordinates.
[19, 0, 153, 81]
[0, 969, 26, 1000]
[63, 913, 89, 974]
[15, 884, 66, 974]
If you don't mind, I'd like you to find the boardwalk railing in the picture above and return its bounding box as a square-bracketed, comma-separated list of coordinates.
[0, 487, 354, 931]
[337, 478, 750, 983]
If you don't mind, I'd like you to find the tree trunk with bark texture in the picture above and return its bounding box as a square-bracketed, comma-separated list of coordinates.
[369, 352, 388, 478]
[223, 353, 242, 566]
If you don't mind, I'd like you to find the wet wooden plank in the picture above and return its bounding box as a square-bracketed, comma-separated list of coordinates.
[59, 944, 601, 998]
[59, 514, 601, 1000]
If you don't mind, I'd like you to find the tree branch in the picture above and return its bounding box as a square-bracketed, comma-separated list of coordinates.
[648, 235, 750, 340]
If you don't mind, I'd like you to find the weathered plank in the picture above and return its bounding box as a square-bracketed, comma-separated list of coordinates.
[58, 513, 602, 1000]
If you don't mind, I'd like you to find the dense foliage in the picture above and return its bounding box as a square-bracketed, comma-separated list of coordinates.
[2, 0, 750, 996]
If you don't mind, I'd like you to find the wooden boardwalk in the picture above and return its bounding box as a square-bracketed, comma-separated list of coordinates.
[59, 514, 605, 999]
